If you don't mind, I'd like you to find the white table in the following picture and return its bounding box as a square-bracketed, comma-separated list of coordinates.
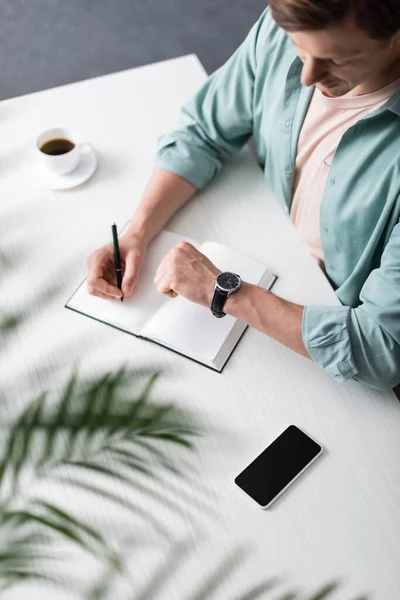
[1, 55, 400, 600]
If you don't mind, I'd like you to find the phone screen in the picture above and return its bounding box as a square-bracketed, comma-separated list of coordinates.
[234, 425, 322, 508]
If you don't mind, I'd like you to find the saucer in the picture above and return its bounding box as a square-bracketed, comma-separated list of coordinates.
[31, 148, 97, 190]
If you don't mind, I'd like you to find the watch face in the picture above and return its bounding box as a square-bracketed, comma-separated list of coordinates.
[216, 272, 241, 292]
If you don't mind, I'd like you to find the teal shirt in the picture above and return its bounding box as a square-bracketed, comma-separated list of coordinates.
[154, 8, 400, 390]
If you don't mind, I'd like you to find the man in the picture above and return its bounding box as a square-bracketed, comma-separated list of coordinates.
[87, 1, 400, 390]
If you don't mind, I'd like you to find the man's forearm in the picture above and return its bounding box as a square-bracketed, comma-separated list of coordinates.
[125, 168, 198, 245]
[225, 282, 310, 358]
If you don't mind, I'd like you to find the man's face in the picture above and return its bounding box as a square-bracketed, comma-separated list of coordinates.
[288, 17, 397, 97]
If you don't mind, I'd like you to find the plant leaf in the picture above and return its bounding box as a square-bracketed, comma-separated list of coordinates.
[0, 392, 47, 495]
[11, 393, 46, 493]
[186, 548, 248, 600]
[307, 583, 339, 600]
[40, 371, 78, 466]
[140, 431, 194, 448]
[107, 446, 152, 476]
[128, 437, 184, 476]
[34, 501, 108, 545]
[53, 475, 171, 538]
[133, 539, 189, 600]
[0, 313, 22, 335]
[62, 459, 202, 528]
[135, 370, 161, 404]
[230, 579, 278, 600]
[2, 504, 119, 568]
[0, 569, 60, 592]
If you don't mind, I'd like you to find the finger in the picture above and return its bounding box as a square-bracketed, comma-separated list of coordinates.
[175, 241, 195, 253]
[122, 248, 143, 297]
[87, 278, 122, 299]
[155, 272, 177, 296]
[87, 287, 117, 301]
[88, 254, 122, 298]
[153, 262, 166, 288]
[156, 275, 176, 296]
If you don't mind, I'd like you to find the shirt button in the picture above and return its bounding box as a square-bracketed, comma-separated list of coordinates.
[329, 177, 336, 186]
[285, 119, 292, 127]
[323, 227, 329, 233]
[286, 170, 292, 179]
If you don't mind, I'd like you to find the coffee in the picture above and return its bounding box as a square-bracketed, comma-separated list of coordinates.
[40, 138, 75, 156]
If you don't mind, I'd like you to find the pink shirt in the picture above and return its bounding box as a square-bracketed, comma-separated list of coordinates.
[291, 78, 400, 268]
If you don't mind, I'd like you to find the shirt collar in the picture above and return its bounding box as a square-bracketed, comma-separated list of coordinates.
[385, 88, 400, 116]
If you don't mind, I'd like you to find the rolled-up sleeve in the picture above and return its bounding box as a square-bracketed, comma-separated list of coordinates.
[154, 9, 270, 190]
[303, 220, 400, 390]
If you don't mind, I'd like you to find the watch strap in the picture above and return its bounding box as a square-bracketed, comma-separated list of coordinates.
[211, 288, 228, 318]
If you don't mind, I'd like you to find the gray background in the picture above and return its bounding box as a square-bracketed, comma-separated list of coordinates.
[0, 0, 266, 100]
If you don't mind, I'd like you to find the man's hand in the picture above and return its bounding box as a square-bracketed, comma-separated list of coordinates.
[154, 242, 221, 307]
[87, 232, 147, 300]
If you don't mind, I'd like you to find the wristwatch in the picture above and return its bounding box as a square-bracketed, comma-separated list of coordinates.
[211, 272, 242, 318]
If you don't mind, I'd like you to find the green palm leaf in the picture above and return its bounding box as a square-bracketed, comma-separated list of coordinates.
[0, 313, 23, 335]
[0, 368, 196, 487]
[52, 474, 171, 538]
[232, 581, 279, 600]
[2, 501, 119, 568]
[0, 520, 62, 591]
[0, 391, 46, 495]
[0, 531, 53, 571]
[186, 548, 250, 600]
[133, 539, 191, 600]
[0, 367, 198, 590]
[306, 583, 339, 600]
[0, 570, 60, 592]
[40, 371, 77, 465]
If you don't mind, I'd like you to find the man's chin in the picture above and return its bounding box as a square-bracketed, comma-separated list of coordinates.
[317, 82, 349, 98]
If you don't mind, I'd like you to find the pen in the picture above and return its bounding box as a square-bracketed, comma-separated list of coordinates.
[111, 223, 123, 302]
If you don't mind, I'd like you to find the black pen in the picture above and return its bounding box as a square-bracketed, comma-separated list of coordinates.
[111, 223, 123, 302]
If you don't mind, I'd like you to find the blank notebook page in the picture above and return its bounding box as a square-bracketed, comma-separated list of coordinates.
[142, 241, 268, 360]
[67, 231, 196, 333]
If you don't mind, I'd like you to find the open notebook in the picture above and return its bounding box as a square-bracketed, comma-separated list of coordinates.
[65, 230, 277, 372]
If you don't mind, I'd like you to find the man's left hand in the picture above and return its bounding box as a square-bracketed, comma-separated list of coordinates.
[154, 241, 221, 307]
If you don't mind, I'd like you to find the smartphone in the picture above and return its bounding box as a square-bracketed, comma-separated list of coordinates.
[234, 425, 323, 509]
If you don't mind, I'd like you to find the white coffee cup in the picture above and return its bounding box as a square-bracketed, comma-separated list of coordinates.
[36, 128, 92, 176]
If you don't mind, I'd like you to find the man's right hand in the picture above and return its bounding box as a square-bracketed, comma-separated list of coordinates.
[87, 233, 147, 300]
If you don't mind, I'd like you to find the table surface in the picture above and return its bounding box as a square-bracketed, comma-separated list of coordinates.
[1, 54, 399, 600]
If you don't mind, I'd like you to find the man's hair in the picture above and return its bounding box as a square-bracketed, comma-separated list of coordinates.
[268, 0, 400, 40]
